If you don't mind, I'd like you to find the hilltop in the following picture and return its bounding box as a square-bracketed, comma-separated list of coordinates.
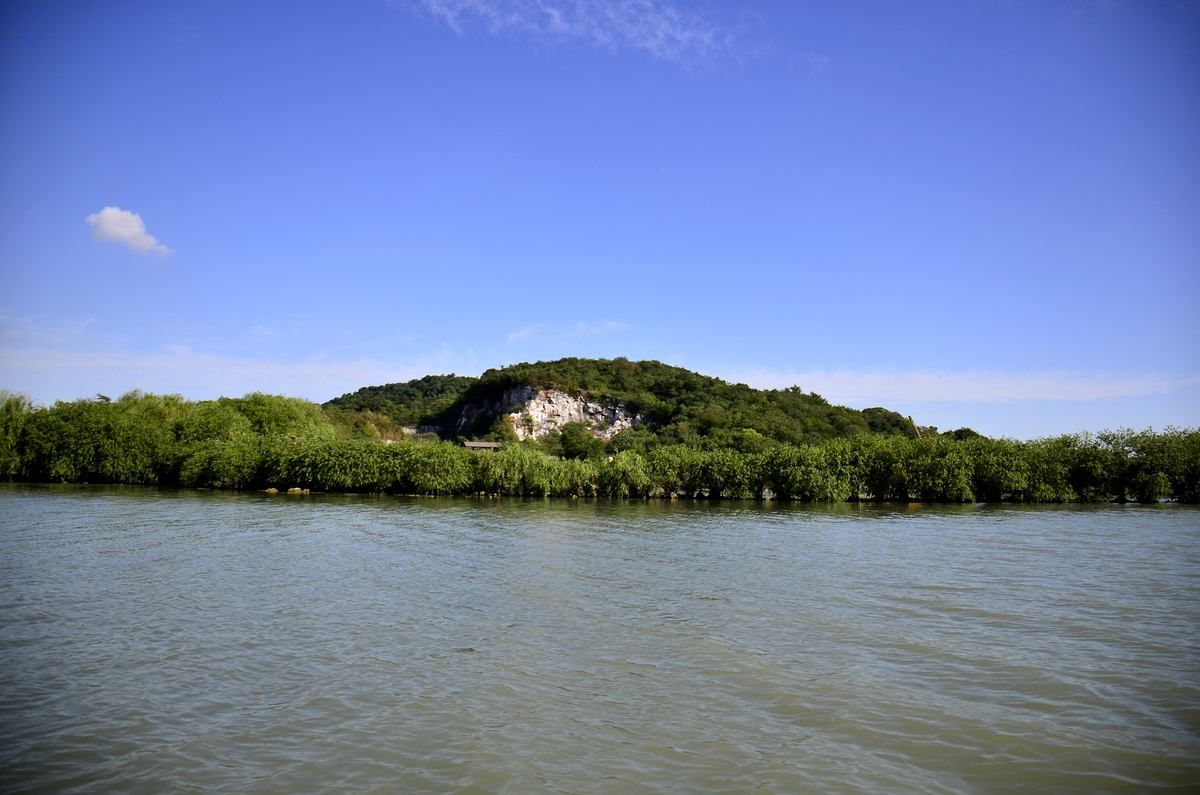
[324, 357, 922, 451]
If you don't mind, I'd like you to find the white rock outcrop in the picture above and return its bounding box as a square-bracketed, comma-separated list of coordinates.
[501, 387, 641, 440]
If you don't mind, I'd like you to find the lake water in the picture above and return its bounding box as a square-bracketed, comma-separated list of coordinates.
[1, 485, 1198, 793]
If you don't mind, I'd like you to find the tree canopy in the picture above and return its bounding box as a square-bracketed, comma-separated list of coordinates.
[0, 389, 1195, 503]
[330, 357, 920, 448]
[325, 374, 476, 427]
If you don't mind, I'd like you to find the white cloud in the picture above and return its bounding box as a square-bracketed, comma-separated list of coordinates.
[84, 206, 171, 257]
[788, 50, 830, 76]
[572, 319, 631, 336]
[0, 312, 97, 347]
[0, 344, 456, 404]
[730, 368, 1199, 404]
[401, 0, 736, 62]
[506, 324, 542, 343]
[507, 320, 628, 342]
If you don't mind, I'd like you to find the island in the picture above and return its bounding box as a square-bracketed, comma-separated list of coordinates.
[1, 357, 1196, 502]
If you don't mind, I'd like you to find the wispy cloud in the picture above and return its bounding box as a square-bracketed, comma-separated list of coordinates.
[399, 0, 741, 62]
[730, 368, 1200, 404]
[0, 312, 98, 347]
[0, 344, 456, 403]
[572, 319, 631, 336]
[507, 324, 542, 343]
[787, 50, 830, 77]
[85, 206, 171, 257]
[507, 320, 629, 343]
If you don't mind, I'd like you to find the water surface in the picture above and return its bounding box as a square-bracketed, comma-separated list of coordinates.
[2, 486, 1198, 793]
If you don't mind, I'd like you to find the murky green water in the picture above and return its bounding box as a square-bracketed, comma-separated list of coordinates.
[1, 485, 1198, 793]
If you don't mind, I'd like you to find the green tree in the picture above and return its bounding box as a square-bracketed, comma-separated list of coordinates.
[559, 421, 604, 460]
[764, 444, 851, 502]
[224, 392, 335, 440]
[180, 436, 264, 489]
[476, 444, 553, 496]
[0, 392, 32, 479]
[596, 451, 651, 497]
[1024, 438, 1076, 503]
[907, 437, 975, 502]
[967, 437, 1029, 502]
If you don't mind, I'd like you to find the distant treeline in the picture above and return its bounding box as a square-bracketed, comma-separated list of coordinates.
[2, 391, 1196, 503]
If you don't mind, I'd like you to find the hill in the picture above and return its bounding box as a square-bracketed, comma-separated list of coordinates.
[323, 374, 476, 428]
[324, 357, 919, 451]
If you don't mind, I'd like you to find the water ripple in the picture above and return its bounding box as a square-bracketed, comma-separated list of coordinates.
[1, 487, 1198, 793]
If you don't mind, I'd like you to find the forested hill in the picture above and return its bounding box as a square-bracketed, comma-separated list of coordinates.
[323, 374, 476, 427]
[325, 357, 921, 449]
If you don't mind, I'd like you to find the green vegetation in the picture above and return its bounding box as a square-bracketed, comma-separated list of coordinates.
[324, 374, 476, 437]
[1, 389, 1196, 502]
[326, 357, 926, 448]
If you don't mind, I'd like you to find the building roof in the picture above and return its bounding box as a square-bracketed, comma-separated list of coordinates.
[462, 441, 503, 449]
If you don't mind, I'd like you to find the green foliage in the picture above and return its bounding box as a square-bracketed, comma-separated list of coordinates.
[862, 407, 917, 437]
[966, 437, 1029, 501]
[180, 437, 264, 489]
[323, 408, 409, 442]
[0, 392, 33, 479]
[646, 446, 706, 497]
[1062, 433, 1119, 503]
[700, 448, 756, 499]
[607, 427, 657, 454]
[1024, 438, 1077, 503]
[265, 438, 390, 492]
[484, 416, 520, 445]
[1126, 427, 1200, 503]
[342, 358, 907, 448]
[324, 374, 476, 426]
[731, 427, 770, 454]
[596, 451, 652, 498]
[13, 392, 184, 485]
[851, 435, 908, 501]
[174, 400, 253, 444]
[764, 444, 851, 502]
[549, 458, 598, 497]
[400, 442, 475, 495]
[558, 421, 605, 460]
[223, 393, 335, 440]
[907, 437, 975, 503]
[3, 386, 1197, 503]
[476, 445, 554, 496]
[9, 391, 339, 488]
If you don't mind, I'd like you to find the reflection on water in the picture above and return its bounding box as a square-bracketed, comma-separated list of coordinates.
[2, 485, 1198, 793]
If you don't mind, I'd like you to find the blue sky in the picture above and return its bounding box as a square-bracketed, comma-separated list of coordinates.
[1, 0, 1197, 438]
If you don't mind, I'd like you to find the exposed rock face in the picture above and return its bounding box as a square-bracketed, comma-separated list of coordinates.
[505, 387, 642, 440]
[454, 386, 643, 439]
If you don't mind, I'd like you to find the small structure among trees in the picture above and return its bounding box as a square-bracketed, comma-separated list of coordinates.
[462, 441, 502, 451]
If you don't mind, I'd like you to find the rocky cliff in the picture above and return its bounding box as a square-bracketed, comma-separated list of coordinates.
[455, 386, 642, 440]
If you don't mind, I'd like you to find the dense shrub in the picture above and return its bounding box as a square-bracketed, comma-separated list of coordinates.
[966, 437, 1029, 502]
[1, 391, 1196, 502]
[476, 445, 554, 496]
[595, 451, 652, 498]
[180, 436, 265, 489]
[764, 444, 851, 502]
[907, 438, 975, 503]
